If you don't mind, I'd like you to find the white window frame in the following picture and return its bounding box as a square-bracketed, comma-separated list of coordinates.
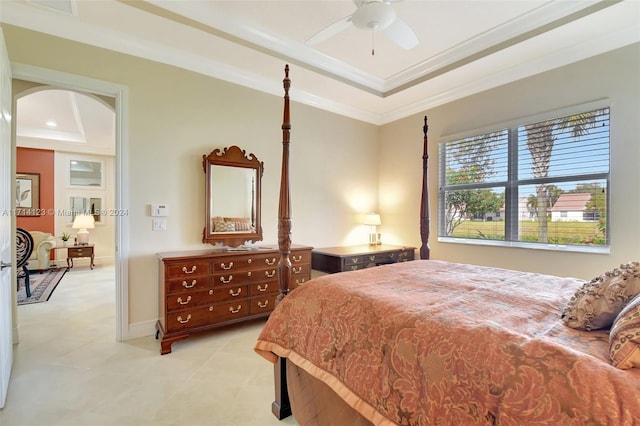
[438, 100, 610, 254]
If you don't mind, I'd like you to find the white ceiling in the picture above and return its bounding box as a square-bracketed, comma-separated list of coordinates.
[3, 0, 639, 138]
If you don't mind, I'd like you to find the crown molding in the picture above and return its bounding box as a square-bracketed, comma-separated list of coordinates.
[3, 1, 638, 126]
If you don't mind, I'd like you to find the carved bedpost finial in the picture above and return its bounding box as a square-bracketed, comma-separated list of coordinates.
[420, 115, 431, 260]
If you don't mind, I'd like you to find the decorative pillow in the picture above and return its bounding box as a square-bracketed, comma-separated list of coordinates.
[609, 293, 640, 369]
[224, 217, 250, 224]
[561, 261, 640, 330]
[213, 221, 235, 232]
[233, 221, 251, 231]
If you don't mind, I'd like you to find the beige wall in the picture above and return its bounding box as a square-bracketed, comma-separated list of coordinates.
[6, 23, 638, 336]
[381, 43, 640, 280]
[2, 25, 379, 330]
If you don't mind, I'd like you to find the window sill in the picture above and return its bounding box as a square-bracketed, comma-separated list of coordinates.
[437, 237, 610, 254]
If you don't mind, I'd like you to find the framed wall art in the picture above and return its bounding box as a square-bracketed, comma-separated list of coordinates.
[16, 173, 40, 216]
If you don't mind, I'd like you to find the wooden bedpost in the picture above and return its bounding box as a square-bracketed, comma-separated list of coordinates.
[420, 116, 430, 260]
[277, 64, 292, 304]
[273, 64, 293, 420]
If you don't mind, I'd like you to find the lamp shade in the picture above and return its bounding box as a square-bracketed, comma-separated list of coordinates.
[73, 214, 95, 245]
[72, 214, 95, 230]
[363, 213, 381, 226]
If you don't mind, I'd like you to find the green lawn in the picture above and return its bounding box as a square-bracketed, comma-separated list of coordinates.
[450, 219, 605, 245]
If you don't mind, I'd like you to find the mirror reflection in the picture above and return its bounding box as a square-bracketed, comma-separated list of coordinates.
[210, 165, 256, 233]
[70, 160, 103, 187]
[203, 145, 263, 247]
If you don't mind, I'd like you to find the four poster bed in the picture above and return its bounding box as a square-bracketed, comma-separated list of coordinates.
[255, 66, 640, 425]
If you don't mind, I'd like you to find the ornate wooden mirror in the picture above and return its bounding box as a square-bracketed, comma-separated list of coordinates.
[203, 145, 263, 247]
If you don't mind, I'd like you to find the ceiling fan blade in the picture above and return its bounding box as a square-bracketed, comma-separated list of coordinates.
[306, 15, 353, 46]
[384, 17, 418, 50]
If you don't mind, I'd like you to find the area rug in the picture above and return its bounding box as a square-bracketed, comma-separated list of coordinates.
[17, 267, 67, 305]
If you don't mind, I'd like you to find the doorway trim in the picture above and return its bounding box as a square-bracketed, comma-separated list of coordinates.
[12, 63, 129, 341]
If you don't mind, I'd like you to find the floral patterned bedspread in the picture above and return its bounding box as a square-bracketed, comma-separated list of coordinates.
[255, 260, 640, 425]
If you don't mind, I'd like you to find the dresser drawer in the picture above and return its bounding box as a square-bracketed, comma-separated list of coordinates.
[249, 281, 279, 296]
[165, 305, 217, 332]
[165, 286, 248, 311]
[165, 261, 210, 279]
[166, 276, 209, 294]
[292, 264, 311, 277]
[214, 302, 249, 322]
[211, 253, 279, 272]
[212, 267, 277, 286]
[166, 289, 212, 311]
[291, 250, 311, 265]
[293, 276, 309, 288]
[68, 246, 93, 257]
[390, 249, 414, 262]
[165, 301, 251, 332]
[249, 294, 278, 315]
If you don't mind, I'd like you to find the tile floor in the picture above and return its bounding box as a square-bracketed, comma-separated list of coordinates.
[1, 264, 299, 426]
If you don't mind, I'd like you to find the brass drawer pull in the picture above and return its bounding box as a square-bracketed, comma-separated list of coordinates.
[177, 314, 191, 324]
[177, 296, 191, 305]
[292, 255, 302, 262]
[296, 278, 306, 285]
[182, 266, 197, 274]
[182, 280, 196, 289]
[229, 305, 241, 314]
[209, 306, 213, 311]
[221, 262, 234, 270]
[265, 257, 276, 266]
[369, 255, 375, 261]
[257, 284, 268, 292]
[265, 270, 276, 278]
[209, 290, 214, 295]
[220, 275, 233, 284]
[257, 300, 269, 309]
[229, 288, 242, 297]
[350, 257, 358, 263]
[293, 267, 302, 274]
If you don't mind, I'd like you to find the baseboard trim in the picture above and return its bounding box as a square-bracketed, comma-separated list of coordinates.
[126, 319, 157, 341]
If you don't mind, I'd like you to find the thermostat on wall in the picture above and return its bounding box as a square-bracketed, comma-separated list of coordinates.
[151, 204, 169, 217]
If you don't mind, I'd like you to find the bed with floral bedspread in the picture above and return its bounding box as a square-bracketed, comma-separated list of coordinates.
[255, 260, 640, 425]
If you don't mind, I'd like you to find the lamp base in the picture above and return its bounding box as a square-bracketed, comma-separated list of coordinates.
[76, 229, 90, 245]
[368, 233, 381, 245]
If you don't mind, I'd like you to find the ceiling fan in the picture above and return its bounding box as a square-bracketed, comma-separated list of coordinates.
[306, 0, 418, 55]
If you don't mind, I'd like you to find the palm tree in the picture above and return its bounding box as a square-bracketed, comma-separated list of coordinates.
[524, 111, 598, 242]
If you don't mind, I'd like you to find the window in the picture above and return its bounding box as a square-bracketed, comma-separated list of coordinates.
[439, 107, 609, 250]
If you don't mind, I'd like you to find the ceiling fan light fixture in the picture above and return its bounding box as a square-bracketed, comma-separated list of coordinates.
[352, 2, 396, 31]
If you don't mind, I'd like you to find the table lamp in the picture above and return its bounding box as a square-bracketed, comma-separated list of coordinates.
[363, 213, 381, 245]
[73, 214, 95, 245]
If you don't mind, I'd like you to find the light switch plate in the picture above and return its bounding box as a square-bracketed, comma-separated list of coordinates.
[152, 218, 167, 231]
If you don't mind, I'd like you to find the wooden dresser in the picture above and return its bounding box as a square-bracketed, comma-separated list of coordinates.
[157, 245, 312, 354]
[312, 244, 415, 274]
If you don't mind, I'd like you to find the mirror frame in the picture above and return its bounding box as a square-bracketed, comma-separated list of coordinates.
[203, 145, 263, 247]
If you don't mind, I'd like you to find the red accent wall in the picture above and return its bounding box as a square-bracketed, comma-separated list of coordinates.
[16, 148, 55, 235]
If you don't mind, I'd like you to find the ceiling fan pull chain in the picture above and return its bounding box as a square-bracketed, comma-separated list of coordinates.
[371, 29, 375, 56]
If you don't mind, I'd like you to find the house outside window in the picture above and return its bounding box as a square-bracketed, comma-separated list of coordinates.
[439, 106, 609, 251]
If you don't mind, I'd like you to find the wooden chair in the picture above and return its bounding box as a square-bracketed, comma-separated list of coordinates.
[16, 228, 34, 297]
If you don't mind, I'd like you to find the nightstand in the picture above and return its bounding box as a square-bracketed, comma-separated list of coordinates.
[312, 244, 415, 274]
[65, 244, 95, 270]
